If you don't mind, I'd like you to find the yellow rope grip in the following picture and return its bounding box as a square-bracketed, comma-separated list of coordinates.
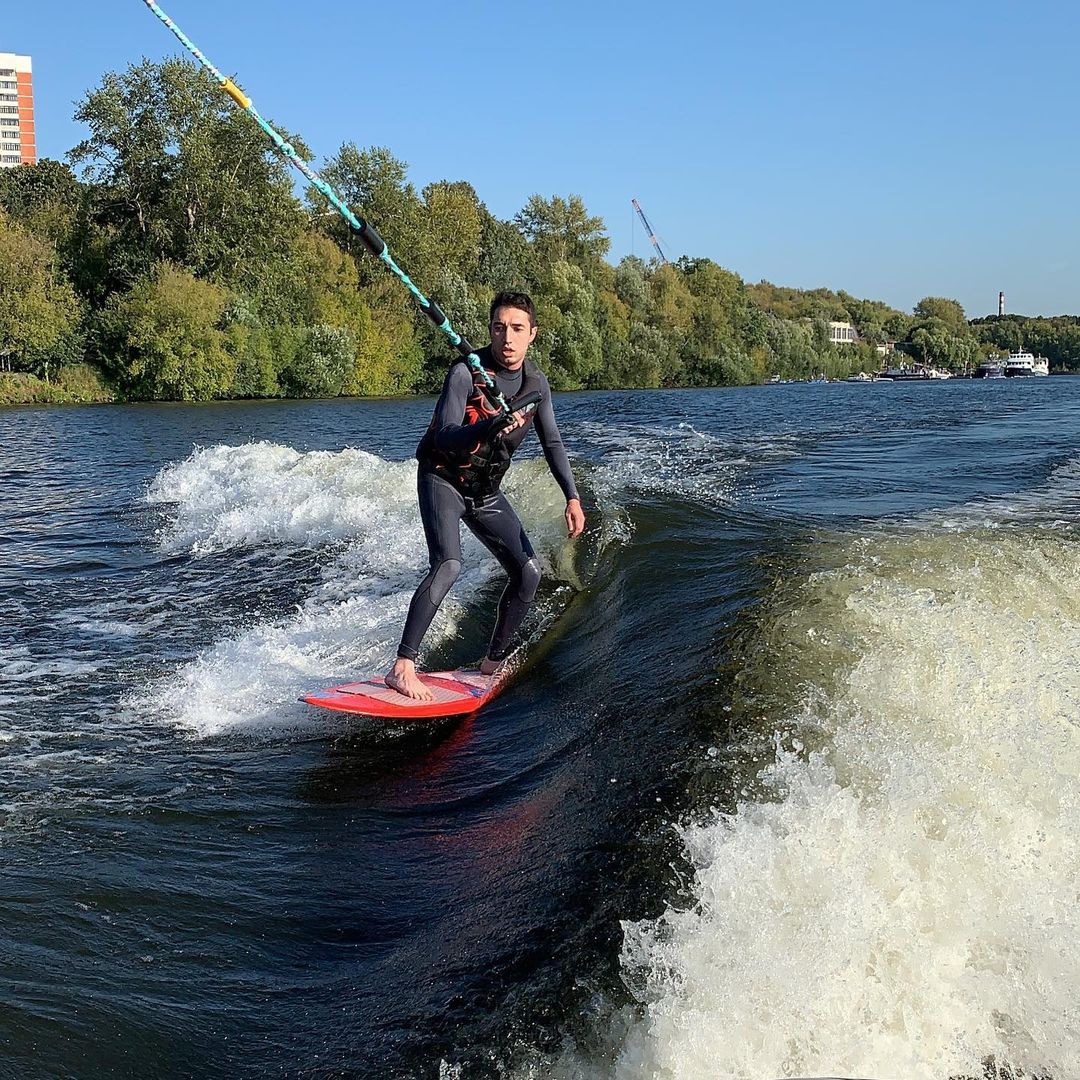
[222, 79, 251, 109]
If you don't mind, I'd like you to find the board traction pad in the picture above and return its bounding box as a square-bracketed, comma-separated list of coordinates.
[334, 672, 491, 705]
[301, 668, 504, 719]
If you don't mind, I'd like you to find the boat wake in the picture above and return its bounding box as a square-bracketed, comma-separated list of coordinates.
[508, 520, 1080, 1080]
[137, 442, 600, 737]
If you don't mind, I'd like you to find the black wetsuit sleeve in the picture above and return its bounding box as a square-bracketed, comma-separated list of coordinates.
[533, 376, 579, 502]
[431, 363, 500, 454]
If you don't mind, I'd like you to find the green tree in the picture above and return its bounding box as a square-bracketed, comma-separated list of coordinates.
[913, 296, 967, 334]
[614, 256, 649, 314]
[422, 180, 483, 282]
[316, 144, 427, 287]
[222, 293, 287, 398]
[415, 266, 489, 380]
[0, 159, 82, 257]
[226, 323, 283, 398]
[906, 297, 975, 369]
[746, 280, 849, 322]
[761, 313, 819, 379]
[907, 319, 977, 369]
[282, 325, 355, 398]
[544, 260, 603, 389]
[883, 311, 913, 341]
[515, 194, 610, 269]
[477, 208, 536, 291]
[351, 277, 425, 396]
[69, 59, 307, 291]
[677, 258, 757, 384]
[0, 210, 84, 381]
[104, 262, 235, 400]
[595, 319, 665, 388]
[648, 263, 694, 336]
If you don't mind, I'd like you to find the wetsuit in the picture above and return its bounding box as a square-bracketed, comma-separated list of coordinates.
[397, 346, 578, 664]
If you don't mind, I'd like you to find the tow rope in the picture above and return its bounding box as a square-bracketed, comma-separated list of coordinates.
[141, 0, 508, 409]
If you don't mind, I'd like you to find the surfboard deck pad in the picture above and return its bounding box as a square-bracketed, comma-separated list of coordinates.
[302, 668, 505, 719]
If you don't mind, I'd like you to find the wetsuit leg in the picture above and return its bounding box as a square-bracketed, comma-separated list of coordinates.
[397, 471, 466, 661]
[464, 491, 542, 662]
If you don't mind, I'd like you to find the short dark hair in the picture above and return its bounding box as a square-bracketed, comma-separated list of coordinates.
[490, 290, 537, 327]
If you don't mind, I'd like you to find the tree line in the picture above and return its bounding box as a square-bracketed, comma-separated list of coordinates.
[1, 59, 1074, 404]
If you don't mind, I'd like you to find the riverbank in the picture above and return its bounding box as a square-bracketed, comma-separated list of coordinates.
[0, 364, 115, 406]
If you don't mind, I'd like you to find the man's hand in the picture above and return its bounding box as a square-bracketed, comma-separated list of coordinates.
[494, 393, 541, 438]
[499, 409, 529, 436]
[565, 498, 585, 539]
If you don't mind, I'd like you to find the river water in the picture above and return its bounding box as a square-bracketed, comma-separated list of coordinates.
[1, 379, 1077, 1080]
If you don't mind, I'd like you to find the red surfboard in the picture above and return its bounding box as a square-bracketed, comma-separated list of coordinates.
[301, 668, 507, 720]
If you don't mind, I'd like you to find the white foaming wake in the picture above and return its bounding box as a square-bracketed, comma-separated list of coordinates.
[584, 421, 749, 512]
[579, 421, 798, 549]
[0, 645, 104, 684]
[147, 442, 416, 553]
[140, 443, 575, 737]
[937, 452, 1080, 532]
[612, 529, 1080, 1080]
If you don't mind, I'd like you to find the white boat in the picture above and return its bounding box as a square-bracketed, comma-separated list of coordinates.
[878, 364, 951, 381]
[1003, 350, 1049, 377]
[975, 361, 1005, 379]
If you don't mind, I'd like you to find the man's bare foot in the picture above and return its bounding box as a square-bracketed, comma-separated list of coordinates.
[385, 658, 433, 701]
[479, 656, 504, 677]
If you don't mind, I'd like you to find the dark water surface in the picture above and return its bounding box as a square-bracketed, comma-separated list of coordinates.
[2, 380, 1078, 1079]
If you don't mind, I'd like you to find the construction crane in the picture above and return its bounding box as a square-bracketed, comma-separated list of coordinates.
[631, 197, 668, 264]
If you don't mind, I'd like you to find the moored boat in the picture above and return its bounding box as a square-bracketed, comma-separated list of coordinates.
[878, 364, 952, 381]
[1003, 350, 1049, 377]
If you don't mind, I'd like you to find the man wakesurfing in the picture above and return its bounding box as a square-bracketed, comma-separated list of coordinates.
[385, 291, 585, 701]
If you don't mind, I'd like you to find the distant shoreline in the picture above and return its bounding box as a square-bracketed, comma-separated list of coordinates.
[3, 368, 1072, 409]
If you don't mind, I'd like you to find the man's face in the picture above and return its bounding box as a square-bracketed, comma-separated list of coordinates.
[489, 306, 537, 369]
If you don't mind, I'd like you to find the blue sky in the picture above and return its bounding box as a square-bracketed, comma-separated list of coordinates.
[6, 1, 1078, 317]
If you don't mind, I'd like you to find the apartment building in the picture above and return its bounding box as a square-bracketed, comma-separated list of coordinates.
[0, 52, 35, 167]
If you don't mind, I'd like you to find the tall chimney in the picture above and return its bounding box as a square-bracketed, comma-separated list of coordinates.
[998, 291, 1005, 316]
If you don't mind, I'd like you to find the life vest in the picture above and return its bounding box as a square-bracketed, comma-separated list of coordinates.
[417, 357, 544, 498]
